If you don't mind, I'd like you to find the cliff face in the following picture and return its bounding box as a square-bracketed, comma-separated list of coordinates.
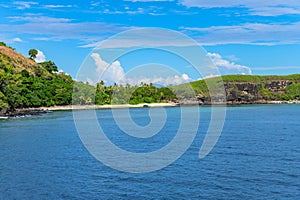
[224, 80, 297, 103]
[199, 80, 300, 104]
[177, 75, 300, 105]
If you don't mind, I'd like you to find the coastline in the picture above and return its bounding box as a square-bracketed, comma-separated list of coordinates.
[39, 99, 300, 112]
[224, 100, 300, 105]
[267, 100, 300, 104]
[40, 102, 179, 111]
[0, 103, 177, 118]
[40, 100, 300, 111]
[1, 100, 300, 118]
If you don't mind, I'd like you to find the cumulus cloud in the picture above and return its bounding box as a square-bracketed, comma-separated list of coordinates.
[207, 52, 252, 74]
[91, 53, 126, 85]
[90, 53, 192, 86]
[34, 50, 46, 63]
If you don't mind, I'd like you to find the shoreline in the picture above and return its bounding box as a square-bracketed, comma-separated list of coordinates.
[0, 103, 178, 118]
[224, 100, 300, 105]
[40, 102, 179, 111]
[39, 100, 300, 111]
[41, 100, 300, 112]
[1, 100, 300, 118]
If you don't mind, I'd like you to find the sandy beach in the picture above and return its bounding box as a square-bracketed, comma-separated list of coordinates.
[2, 100, 299, 117]
[28, 100, 300, 112]
[39, 103, 179, 111]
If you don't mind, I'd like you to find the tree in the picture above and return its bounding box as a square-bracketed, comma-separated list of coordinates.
[28, 49, 38, 60]
[0, 91, 9, 109]
[0, 42, 7, 46]
[40, 61, 58, 73]
[21, 69, 30, 78]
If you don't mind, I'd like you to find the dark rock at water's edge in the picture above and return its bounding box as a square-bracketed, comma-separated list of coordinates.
[0, 108, 48, 118]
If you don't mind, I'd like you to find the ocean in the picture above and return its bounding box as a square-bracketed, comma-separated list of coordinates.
[0, 104, 299, 199]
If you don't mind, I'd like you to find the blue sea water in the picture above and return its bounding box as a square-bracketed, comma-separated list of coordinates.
[0, 105, 299, 199]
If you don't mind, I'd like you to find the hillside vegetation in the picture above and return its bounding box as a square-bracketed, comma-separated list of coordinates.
[0, 43, 73, 112]
[0, 43, 174, 114]
[0, 45, 36, 73]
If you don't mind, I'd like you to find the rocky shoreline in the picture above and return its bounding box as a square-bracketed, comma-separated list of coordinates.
[0, 108, 49, 118]
[0, 103, 178, 118]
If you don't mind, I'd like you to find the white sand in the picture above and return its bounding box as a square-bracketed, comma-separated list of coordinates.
[40, 103, 178, 111]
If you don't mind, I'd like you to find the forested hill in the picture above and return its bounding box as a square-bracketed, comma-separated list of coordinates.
[0, 42, 174, 115]
[0, 43, 74, 113]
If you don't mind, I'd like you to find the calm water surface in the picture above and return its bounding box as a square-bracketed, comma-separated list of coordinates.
[0, 105, 299, 199]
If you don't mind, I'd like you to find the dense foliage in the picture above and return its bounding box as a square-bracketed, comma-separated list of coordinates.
[72, 81, 176, 105]
[0, 44, 176, 112]
[0, 62, 73, 109]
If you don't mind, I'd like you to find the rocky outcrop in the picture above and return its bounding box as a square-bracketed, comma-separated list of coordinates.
[189, 80, 300, 105]
[0, 108, 48, 118]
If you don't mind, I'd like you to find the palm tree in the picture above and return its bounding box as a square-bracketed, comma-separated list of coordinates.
[28, 49, 38, 60]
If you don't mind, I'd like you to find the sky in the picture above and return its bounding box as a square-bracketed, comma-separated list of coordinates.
[1, 0, 300, 85]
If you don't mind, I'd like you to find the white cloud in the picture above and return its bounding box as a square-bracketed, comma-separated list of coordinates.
[102, 8, 145, 15]
[126, 73, 192, 86]
[182, 73, 190, 81]
[225, 55, 239, 62]
[13, 37, 22, 42]
[252, 66, 300, 71]
[53, 69, 70, 76]
[13, 1, 38, 10]
[34, 50, 46, 63]
[91, 53, 126, 85]
[44, 5, 74, 9]
[1, 15, 129, 43]
[180, 0, 300, 16]
[90, 2, 100, 7]
[207, 52, 252, 74]
[0, 3, 9, 8]
[250, 6, 300, 16]
[180, 0, 300, 8]
[200, 74, 221, 80]
[86, 28, 196, 49]
[182, 22, 300, 46]
[8, 16, 71, 23]
[90, 53, 192, 86]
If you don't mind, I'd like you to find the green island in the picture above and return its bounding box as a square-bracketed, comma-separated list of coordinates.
[1, 42, 300, 116]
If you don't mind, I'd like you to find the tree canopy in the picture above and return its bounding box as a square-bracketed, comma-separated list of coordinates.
[28, 49, 38, 59]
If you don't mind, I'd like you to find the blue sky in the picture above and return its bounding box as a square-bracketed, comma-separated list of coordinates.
[1, 0, 300, 84]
